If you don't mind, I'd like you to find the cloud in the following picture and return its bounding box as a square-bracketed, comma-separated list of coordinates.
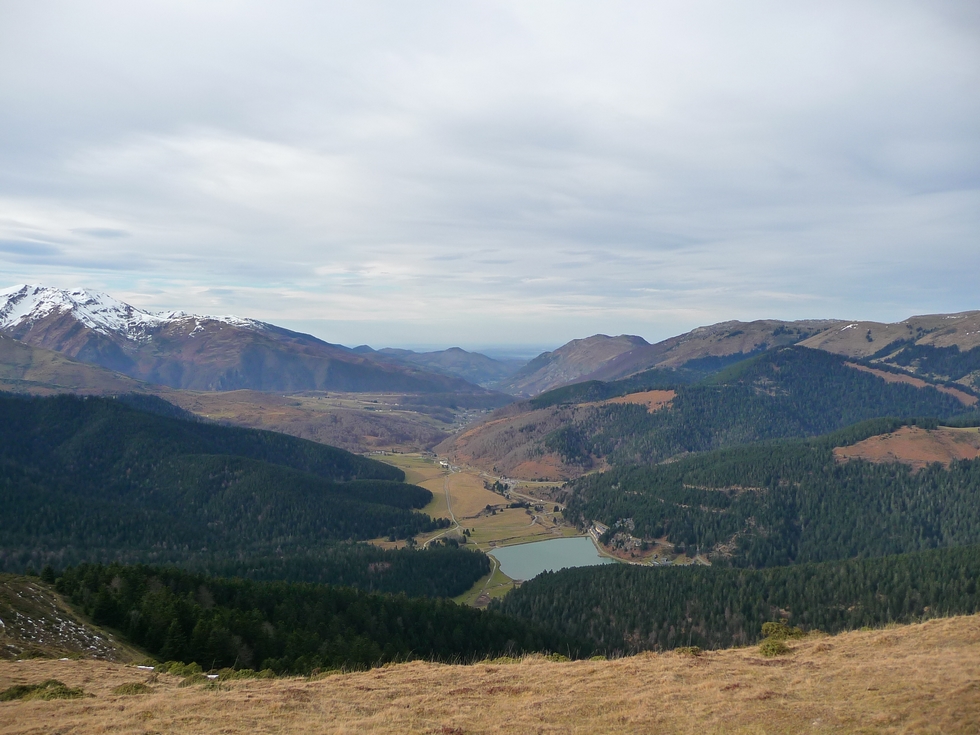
[71, 228, 129, 239]
[0, 1, 977, 348]
[0, 240, 61, 257]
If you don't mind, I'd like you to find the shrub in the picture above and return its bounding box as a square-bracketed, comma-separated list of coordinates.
[0, 680, 87, 701]
[761, 621, 804, 640]
[759, 639, 790, 657]
[675, 646, 703, 657]
[112, 682, 153, 695]
[544, 653, 570, 662]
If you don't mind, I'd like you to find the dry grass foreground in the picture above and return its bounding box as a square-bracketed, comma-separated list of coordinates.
[3, 615, 980, 734]
[835, 425, 980, 470]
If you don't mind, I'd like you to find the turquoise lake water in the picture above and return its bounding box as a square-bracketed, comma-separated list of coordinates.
[488, 536, 614, 581]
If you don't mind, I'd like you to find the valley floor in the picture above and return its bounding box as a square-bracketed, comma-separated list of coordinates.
[2, 615, 979, 734]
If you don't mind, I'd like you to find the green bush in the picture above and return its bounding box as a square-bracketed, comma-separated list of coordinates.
[177, 673, 209, 688]
[761, 621, 804, 640]
[0, 680, 87, 701]
[112, 682, 153, 695]
[544, 653, 570, 662]
[759, 639, 791, 657]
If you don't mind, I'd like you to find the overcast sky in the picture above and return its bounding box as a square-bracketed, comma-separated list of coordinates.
[1, 1, 978, 352]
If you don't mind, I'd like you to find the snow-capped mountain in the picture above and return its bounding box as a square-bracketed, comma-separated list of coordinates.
[0, 284, 260, 341]
[0, 285, 484, 394]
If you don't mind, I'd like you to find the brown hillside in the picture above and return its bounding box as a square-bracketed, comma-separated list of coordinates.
[591, 318, 843, 379]
[834, 425, 980, 470]
[0, 334, 150, 395]
[799, 311, 980, 359]
[438, 391, 674, 481]
[0, 336, 452, 453]
[2, 615, 979, 734]
[499, 334, 649, 397]
[437, 403, 587, 481]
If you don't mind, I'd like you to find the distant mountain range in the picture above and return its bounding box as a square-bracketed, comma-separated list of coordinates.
[354, 345, 525, 387]
[0, 285, 492, 394]
[499, 313, 980, 396]
[3, 285, 979, 403]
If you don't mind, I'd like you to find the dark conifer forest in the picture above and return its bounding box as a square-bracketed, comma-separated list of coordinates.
[54, 564, 580, 673]
[0, 393, 485, 598]
[493, 544, 980, 654]
[563, 419, 980, 567]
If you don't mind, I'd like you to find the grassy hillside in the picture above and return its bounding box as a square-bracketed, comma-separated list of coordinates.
[2, 615, 978, 733]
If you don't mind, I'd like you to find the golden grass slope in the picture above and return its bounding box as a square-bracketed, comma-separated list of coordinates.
[835, 425, 980, 470]
[2, 615, 979, 734]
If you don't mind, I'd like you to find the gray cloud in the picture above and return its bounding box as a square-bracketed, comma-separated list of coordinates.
[0, 240, 61, 257]
[0, 1, 977, 349]
[71, 227, 130, 239]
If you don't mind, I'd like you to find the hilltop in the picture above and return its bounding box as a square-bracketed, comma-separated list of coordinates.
[1, 614, 978, 733]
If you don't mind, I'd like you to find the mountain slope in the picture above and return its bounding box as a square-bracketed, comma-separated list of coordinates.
[499, 334, 650, 396]
[505, 312, 980, 398]
[0, 393, 469, 574]
[368, 346, 525, 387]
[440, 347, 972, 480]
[0, 332, 151, 395]
[0, 285, 486, 393]
[496, 545, 980, 654]
[0, 575, 135, 662]
[504, 321, 841, 396]
[563, 418, 980, 566]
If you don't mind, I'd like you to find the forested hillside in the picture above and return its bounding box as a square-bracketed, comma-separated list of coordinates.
[545, 347, 969, 467]
[0, 393, 489, 598]
[564, 418, 980, 566]
[444, 347, 972, 479]
[55, 564, 580, 672]
[494, 544, 980, 654]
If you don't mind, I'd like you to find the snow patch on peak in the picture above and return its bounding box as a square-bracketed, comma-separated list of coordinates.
[0, 284, 262, 341]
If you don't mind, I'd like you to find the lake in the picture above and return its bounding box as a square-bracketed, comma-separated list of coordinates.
[489, 536, 614, 581]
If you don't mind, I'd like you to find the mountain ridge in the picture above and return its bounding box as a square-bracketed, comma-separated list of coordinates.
[0, 285, 490, 394]
[506, 312, 980, 396]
